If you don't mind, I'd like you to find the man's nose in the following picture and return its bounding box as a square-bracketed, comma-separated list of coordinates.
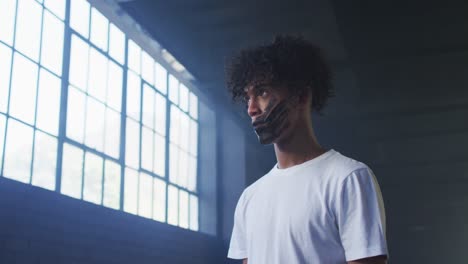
[247, 99, 261, 118]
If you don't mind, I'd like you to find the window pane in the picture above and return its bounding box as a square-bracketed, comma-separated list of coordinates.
[178, 151, 188, 188]
[141, 126, 153, 171]
[141, 51, 154, 84]
[66, 86, 86, 143]
[125, 117, 139, 168]
[169, 144, 178, 184]
[188, 156, 197, 192]
[126, 71, 140, 120]
[189, 120, 198, 156]
[88, 48, 108, 102]
[154, 92, 166, 136]
[90, 8, 108, 52]
[127, 40, 140, 74]
[103, 159, 121, 210]
[152, 177, 166, 222]
[15, 0, 42, 61]
[104, 108, 120, 159]
[61, 143, 83, 199]
[154, 62, 167, 94]
[83, 151, 103, 205]
[138, 172, 152, 219]
[169, 105, 180, 145]
[40, 10, 64, 75]
[142, 84, 154, 129]
[0, 0, 16, 46]
[179, 84, 189, 112]
[180, 113, 189, 151]
[179, 190, 189, 229]
[189, 194, 199, 231]
[0, 43, 12, 113]
[168, 75, 178, 104]
[106, 60, 122, 112]
[85, 97, 105, 151]
[3, 118, 33, 183]
[36, 68, 61, 136]
[153, 134, 165, 177]
[9, 53, 38, 125]
[124, 167, 138, 214]
[70, 0, 90, 38]
[168, 185, 178, 226]
[109, 23, 125, 65]
[32, 131, 57, 190]
[69, 35, 89, 90]
[44, 0, 66, 20]
[189, 92, 198, 119]
[0, 115, 5, 171]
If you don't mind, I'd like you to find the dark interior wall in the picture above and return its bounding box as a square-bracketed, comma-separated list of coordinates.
[318, 2, 468, 262]
[0, 177, 224, 264]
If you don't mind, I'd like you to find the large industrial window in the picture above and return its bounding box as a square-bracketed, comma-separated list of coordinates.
[0, 0, 199, 231]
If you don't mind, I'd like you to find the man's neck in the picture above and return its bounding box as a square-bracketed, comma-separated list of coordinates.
[273, 122, 326, 170]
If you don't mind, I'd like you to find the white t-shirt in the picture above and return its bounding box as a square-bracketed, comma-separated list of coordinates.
[228, 149, 388, 264]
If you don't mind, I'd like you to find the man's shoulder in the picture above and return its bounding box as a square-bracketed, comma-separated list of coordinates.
[327, 150, 372, 182]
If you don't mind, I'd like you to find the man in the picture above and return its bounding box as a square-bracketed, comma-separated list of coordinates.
[225, 35, 388, 264]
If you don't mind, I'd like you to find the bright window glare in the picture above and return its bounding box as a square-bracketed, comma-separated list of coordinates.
[128, 40, 141, 74]
[189, 195, 199, 231]
[168, 185, 178, 226]
[69, 35, 90, 91]
[0, 0, 201, 234]
[109, 23, 125, 64]
[124, 167, 138, 214]
[141, 126, 154, 171]
[66, 86, 86, 143]
[40, 10, 65, 76]
[107, 60, 123, 112]
[61, 143, 84, 199]
[152, 178, 166, 222]
[9, 53, 38, 125]
[88, 48, 108, 102]
[15, 0, 42, 62]
[154, 62, 167, 94]
[3, 118, 33, 184]
[104, 108, 120, 159]
[138, 172, 153, 218]
[103, 159, 121, 209]
[36, 68, 61, 136]
[0, 0, 16, 46]
[189, 93, 198, 119]
[141, 51, 154, 84]
[32, 131, 57, 191]
[44, 0, 66, 20]
[125, 118, 140, 168]
[0, 44, 12, 113]
[153, 134, 165, 177]
[126, 71, 141, 121]
[90, 8, 109, 52]
[83, 151, 103, 205]
[179, 190, 189, 229]
[85, 97, 105, 151]
[70, 0, 90, 38]
[0, 115, 6, 171]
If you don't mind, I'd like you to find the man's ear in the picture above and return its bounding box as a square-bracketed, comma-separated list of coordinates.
[297, 88, 312, 110]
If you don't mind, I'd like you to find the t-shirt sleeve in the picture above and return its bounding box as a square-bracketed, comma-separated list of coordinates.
[227, 192, 248, 259]
[334, 167, 388, 261]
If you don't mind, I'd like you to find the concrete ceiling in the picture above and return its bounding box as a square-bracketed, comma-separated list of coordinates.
[119, 0, 468, 120]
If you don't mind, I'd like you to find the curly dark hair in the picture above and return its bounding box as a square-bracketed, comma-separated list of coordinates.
[225, 35, 334, 114]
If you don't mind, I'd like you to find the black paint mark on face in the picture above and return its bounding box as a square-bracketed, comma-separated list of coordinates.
[252, 97, 291, 145]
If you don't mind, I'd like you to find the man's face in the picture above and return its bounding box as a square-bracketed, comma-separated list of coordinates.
[244, 84, 296, 145]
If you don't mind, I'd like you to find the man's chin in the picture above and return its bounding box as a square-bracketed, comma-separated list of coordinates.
[256, 132, 276, 145]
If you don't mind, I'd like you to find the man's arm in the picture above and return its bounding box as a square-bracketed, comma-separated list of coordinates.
[348, 255, 387, 264]
[242, 259, 248, 264]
